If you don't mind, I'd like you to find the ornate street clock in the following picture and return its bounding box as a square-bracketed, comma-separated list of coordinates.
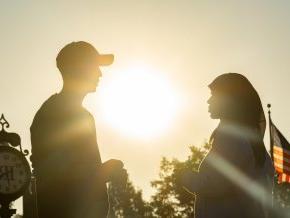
[0, 146, 31, 197]
[0, 114, 31, 218]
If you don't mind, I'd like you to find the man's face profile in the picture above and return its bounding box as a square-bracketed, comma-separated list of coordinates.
[64, 61, 103, 93]
[79, 62, 102, 93]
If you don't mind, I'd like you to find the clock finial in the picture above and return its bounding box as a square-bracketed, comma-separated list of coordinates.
[0, 114, 10, 131]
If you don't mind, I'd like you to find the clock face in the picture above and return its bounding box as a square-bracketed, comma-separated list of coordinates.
[0, 149, 30, 195]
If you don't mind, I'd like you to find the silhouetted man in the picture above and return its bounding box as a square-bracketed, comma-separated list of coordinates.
[30, 41, 125, 218]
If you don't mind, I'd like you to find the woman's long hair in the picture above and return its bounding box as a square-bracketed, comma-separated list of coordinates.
[209, 73, 267, 167]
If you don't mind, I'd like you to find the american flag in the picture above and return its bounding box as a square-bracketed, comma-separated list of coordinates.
[270, 119, 290, 183]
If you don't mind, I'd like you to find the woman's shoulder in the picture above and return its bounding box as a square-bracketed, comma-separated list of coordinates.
[213, 124, 254, 157]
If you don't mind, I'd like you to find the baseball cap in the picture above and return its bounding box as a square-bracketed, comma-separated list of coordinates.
[56, 41, 114, 72]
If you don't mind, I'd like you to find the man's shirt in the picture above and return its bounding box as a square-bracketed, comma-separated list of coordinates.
[30, 93, 108, 218]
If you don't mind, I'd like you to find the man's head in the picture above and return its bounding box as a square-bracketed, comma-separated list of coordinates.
[56, 41, 114, 93]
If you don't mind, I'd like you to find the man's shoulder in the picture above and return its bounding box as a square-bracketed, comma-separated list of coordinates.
[39, 93, 60, 111]
[31, 94, 94, 129]
[31, 94, 62, 128]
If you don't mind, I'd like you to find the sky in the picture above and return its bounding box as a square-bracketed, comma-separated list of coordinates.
[1, 0, 290, 214]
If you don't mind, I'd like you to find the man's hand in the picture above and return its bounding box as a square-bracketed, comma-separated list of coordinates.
[101, 159, 127, 184]
[102, 159, 124, 173]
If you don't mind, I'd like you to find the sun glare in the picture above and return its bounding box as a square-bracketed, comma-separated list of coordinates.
[96, 65, 181, 139]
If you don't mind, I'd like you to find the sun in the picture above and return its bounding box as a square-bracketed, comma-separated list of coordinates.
[95, 64, 181, 139]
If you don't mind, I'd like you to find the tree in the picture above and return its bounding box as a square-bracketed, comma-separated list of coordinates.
[150, 143, 210, 218]
[150, 142, 290, 218]
[108, 173, 154, 218]
[272, 176, 290, 217]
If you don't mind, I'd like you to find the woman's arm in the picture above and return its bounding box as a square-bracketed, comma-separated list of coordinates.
[179, 134, 255, 196]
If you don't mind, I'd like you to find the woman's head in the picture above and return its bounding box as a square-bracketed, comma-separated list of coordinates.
[208, 73, 265, 132]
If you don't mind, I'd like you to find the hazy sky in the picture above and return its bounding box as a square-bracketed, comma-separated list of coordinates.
[1, 0, 290, 214]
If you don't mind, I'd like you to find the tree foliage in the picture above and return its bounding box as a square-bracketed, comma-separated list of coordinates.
[149, 143, 210, 218]
[107, 141, 290, 218]
[108, 173, 154, 218]
[272, 176, 290, 217]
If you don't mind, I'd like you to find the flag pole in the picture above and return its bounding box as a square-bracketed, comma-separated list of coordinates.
[267, 104, 273, 160]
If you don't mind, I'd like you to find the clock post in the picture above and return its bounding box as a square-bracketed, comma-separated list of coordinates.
[0, 201, 16, 218]
[0, 114, 31, 218]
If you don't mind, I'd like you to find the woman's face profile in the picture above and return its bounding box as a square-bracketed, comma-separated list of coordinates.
[207, 90, 219, 119]
[207, 90, 230, 119]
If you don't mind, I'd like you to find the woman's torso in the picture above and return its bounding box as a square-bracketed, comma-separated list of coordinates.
[195, 124, 274, 218]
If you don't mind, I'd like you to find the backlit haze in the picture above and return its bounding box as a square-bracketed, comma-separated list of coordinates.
[1, 0, 290, 213]
[93, 64, 183, 139]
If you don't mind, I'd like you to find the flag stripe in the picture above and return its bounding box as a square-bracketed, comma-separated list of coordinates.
[273, 148, 290, 159]
[273, 145, 290, 157]
[273, 157, 290, 167]
[283, 174, 290, 182]
[274, 162, 290, 171]
[278, 173, 290, 183]
[274, 165, 290, 175]
[273, 153, 290, 164]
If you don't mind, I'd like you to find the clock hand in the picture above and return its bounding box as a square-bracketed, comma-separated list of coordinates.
[0, 171, 10, 186]
[0, 166, 7, 179]
[4, 166, 12, 186]
[0, 172, 6, 179]
[6, 172, 10, 186]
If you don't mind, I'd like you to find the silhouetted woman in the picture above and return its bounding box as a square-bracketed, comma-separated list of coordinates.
[178, 73, 274, 218]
